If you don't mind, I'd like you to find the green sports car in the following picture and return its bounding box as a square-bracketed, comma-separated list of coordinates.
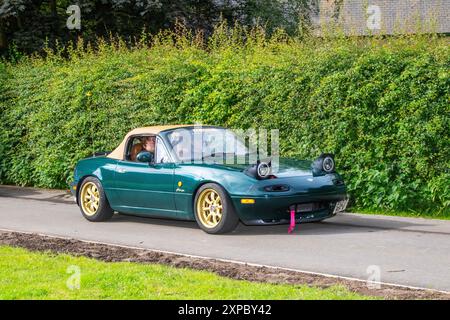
[70, 125, 348, 234]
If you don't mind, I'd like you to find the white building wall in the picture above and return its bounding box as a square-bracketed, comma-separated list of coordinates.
[314, 0, 450, 35]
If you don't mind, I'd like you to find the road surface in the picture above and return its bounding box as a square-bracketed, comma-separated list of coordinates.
[0, 185, 449, 292]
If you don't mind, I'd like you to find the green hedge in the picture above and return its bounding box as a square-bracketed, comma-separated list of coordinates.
[1, 32, 449, 216]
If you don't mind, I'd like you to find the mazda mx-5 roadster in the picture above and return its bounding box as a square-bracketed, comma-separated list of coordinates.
[70, 125, 348, 234]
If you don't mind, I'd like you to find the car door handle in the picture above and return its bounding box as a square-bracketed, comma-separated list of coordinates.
[117, 168, 126, 173]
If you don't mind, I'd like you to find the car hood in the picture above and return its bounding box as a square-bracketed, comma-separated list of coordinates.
[214, 158, 312, 177]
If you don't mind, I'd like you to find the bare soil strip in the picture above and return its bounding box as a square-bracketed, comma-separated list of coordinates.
[0, 230, 448, 300]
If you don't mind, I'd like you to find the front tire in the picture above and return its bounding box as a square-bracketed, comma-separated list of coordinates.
[194, 183, 239, 234]
[78, 177, 114, 222]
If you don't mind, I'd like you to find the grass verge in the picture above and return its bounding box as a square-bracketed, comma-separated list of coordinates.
[0, 246, 370, 300]
[350, 207, 450, 221]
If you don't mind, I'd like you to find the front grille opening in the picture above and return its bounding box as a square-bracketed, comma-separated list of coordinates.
[287, 202, 328, 214]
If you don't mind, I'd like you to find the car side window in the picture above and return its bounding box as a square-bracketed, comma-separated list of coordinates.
[126, 137, 144, 161]
[156, 138, 170, 163]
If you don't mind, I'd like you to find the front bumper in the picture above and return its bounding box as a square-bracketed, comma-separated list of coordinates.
[232, 188, 348, 225]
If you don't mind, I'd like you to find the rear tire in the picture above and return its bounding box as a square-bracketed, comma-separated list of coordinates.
[194, 183, 239, 234]
[78, 177, 114, 222]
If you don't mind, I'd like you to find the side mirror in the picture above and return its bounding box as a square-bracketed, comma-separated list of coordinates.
[136, 151, 154, 164]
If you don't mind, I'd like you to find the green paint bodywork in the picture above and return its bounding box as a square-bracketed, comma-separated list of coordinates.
[71, 132, 347, 225]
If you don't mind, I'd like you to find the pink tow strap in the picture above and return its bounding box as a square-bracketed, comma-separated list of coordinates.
[288, 206, 296, 234]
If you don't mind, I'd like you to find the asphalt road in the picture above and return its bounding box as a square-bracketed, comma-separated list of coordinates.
[1, 185, 449, 292]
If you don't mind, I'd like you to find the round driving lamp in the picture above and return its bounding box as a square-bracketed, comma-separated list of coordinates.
[322, 156, 335, 173]
[257, 162, 271, 178]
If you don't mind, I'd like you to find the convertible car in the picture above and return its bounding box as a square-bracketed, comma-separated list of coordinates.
[70, 125, 348, 234]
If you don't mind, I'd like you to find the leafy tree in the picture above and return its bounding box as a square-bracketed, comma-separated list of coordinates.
[0, 0, 314, 55]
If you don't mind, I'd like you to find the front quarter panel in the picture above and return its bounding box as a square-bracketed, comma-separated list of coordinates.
[173, 164, 256, 220]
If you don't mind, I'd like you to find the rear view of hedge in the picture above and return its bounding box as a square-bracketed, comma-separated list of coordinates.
[1, 31, 449, 216]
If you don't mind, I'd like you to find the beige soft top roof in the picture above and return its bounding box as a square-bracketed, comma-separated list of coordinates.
[107, 125, 192, 159]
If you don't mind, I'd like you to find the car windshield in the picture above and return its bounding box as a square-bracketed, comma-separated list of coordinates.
[165, 127, 257, 163]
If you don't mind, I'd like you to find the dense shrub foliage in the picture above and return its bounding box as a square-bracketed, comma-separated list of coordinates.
[0, 30, 449, 216]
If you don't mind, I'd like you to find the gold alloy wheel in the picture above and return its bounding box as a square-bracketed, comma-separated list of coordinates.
[197, 188, 223, 228]
[80, 182, 100, 216]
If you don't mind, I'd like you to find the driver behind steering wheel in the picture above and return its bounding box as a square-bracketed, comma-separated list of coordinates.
[130, 136, 155, 161]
